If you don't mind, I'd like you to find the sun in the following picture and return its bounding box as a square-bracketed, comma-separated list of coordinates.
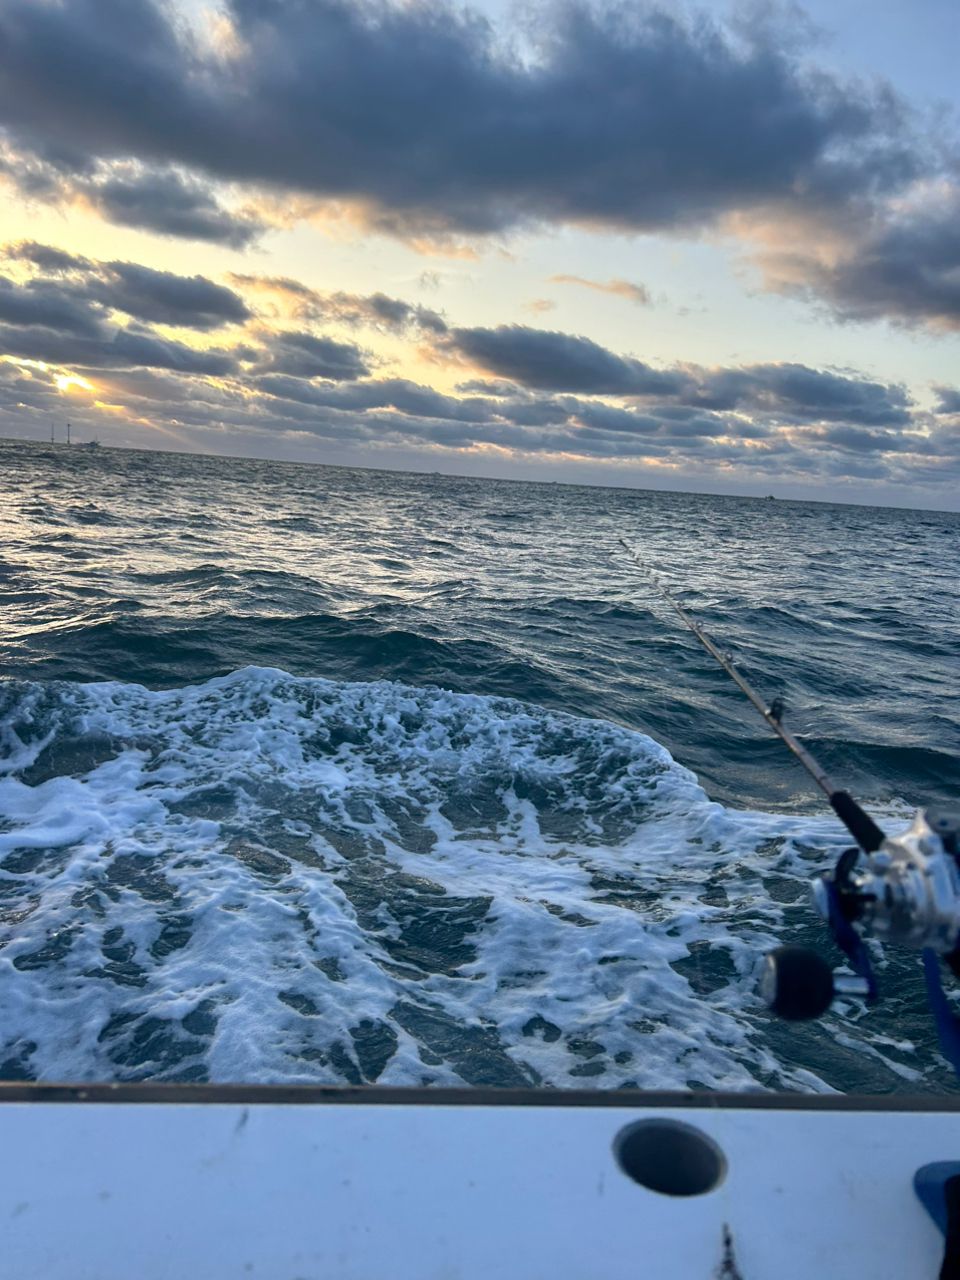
[55, 373, 95, 394]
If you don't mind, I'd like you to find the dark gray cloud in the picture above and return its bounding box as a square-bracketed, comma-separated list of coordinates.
[258, 375, 502, 424]
[446, 325, 689, 395]
[87, 166, 264, 249]
[0, 137, 87, 200]
[360, 292, 448, 335]
[812, 424, 912, 453]
[1, 0, 955, 327]
[0, 243, 403, 383]
[764, 192, 960, 329]
[254, 330, 370, 380]
[693, 363, 912, 426]
[89, 262, 251, 330]
[930, 424, 960, 459]
[0, 0, 921, 240]
[455, 378, 527, 396]
[94, 367, 219, 405]
[0, 276, 104, 336]
[571, 402, 661, 435]
[246, 364, 927, 465]
[0, 245, 245, 371]
[0, 137, 263, 248]
[4, 241, 92, 273]
[105, 329, 239, 375]
[934, 387, 960, 415]
[441, 324, 912, 427]
[0, 322, 239, 375]
[4, 243, 250, 330]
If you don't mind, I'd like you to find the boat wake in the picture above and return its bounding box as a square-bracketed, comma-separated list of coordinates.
[0, 668, 941, 1091]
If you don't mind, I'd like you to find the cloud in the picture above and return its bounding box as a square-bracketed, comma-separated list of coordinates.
[8, 346, 954, 494]
[444, 324, 688, 395]
[313, 289, 446, 335]
[0, 322, 239, 375]
[0, 242, 404, 384]
[934, 387, 960, 415]
[440, 324, 912, 428]
[253, 330, 371, 380]
[692, 362, 912, 426]
[4, 242, 250, 330]
[4, 241, 93, 274]
[226, 273, 318, 309]
[0, 276, 104, 337]
[360, 292, 448, 334]
[84, 165, 265, 249]
[0, 358, 62, 410]
[0, 245, 955, 499]
[0, 0, 922, 242]
[89, 262, 251, 330]
[811, 423, 917, 452]
[228, 273, 447, 333]
[1, 0, 956, 328]
[0, 138, 263, 248]
[255, 374, 496, 423]
[0, 242, 250, 372]
[755, 185, 960, 330]
[550, 275, 652, 305]
[78, 359, 929, 467]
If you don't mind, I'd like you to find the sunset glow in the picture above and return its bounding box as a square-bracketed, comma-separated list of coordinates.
[55, 373, 94, 395]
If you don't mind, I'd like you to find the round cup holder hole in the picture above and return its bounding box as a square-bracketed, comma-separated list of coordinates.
[613, 1119, 726, 1196]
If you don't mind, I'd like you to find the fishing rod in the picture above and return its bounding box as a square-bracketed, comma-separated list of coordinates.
[617, 538, 883, 854]
[619, 539, 960, 1070]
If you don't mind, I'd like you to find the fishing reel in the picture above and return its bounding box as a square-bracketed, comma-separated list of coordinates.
[816, 806, 960, 953]
[762, 808, 960, 1068]
[618, 541, 960, 1075]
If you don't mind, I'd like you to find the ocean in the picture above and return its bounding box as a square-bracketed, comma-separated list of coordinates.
[1, 437, 957, 1092]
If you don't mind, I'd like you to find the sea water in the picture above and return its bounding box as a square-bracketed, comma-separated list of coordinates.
[1, 438, 957, 1091]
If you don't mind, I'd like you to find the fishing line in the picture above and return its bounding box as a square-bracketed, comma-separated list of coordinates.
[618, 538, 884, 853]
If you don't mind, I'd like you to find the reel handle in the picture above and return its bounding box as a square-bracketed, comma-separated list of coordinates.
[760, 945, 836, 1021]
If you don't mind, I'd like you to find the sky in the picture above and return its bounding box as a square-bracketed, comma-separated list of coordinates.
[0, 0, 958, 508]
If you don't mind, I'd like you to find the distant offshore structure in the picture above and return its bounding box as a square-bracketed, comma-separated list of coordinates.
[49, 421, 99, 448]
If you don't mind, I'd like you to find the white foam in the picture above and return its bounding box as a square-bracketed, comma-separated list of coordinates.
[0, 668, 934, 1091]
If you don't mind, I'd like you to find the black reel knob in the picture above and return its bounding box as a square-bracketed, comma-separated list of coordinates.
[761, 945, 835, 1021]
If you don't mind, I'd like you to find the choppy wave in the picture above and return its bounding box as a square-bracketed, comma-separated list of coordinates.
[0, 668, 943, 1090]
